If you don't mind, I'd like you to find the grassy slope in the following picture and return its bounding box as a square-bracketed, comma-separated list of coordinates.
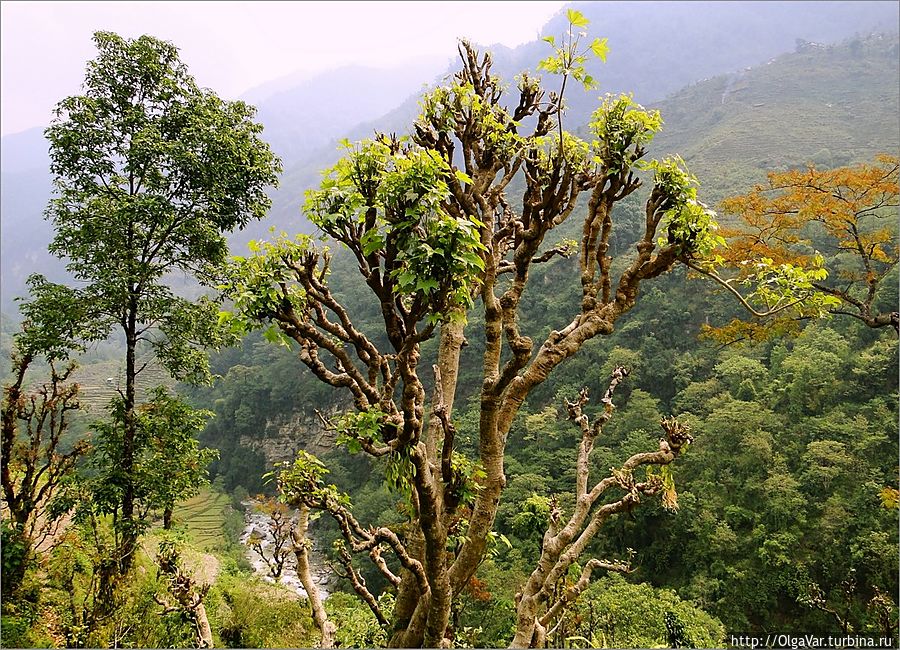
[650, 34, 899, 204]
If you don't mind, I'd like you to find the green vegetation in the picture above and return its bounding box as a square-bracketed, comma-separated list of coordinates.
[18, 28, 281, 579]
[177, 489, 238, 551]
[2, 11, 898, 650]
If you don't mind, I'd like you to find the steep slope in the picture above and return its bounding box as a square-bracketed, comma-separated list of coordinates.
[650, 34, 900, 203]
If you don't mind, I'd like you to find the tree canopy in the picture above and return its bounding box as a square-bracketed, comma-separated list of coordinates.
[697, 155, 899, 341]
[23, 30, 281, 575]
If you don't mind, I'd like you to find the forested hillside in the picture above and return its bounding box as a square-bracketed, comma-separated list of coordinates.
[2, 4, 897, 649]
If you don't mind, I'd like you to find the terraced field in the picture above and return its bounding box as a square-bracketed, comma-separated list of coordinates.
[176, 489, 233, 550]
[73, 357, 174, 414]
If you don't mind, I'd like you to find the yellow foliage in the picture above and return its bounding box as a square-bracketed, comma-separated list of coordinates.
[699, 155, 899, 340]
[719, 155, 899, 274]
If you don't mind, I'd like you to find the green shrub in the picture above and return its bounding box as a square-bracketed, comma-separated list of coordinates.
[1, 520, 30, 600]
[209, 574, 316, 648]
[325, 591, 390, 648]
[557, 574, 725, 648]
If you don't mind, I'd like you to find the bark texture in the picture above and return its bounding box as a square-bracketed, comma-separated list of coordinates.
[292, 505, 336, 648]
[155, 543, 214, 648]
[258, 41, 708, 647]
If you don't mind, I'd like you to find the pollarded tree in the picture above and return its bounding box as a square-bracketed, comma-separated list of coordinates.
[1, 349, 84, 542]
[692, 155, 899, 342]
[26, 30, 281, 572]
[224, 12, 803, 648]
[1, 339, 87, 598]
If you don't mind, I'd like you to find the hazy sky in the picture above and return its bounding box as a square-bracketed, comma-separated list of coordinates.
[1, 1, 566, 136]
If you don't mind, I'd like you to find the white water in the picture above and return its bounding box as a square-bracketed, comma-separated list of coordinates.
[240, 499, 333, 599]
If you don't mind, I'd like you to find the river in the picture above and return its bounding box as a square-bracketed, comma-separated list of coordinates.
[240, 499, 334, 599]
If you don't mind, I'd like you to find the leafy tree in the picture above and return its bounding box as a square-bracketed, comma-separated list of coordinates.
[25, 30, 281, 571]
[557, 574, 725, 649]
[80, 388, 216, 547]
[698, 155, 899, 340]
[223, 13, 805, 648]
[133, 387, 218, 530]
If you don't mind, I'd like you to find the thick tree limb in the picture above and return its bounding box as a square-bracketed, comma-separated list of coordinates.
[509, 370, 693, 648]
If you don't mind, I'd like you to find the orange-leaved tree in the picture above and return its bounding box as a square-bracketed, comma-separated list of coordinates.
[690, 155, 899, 341]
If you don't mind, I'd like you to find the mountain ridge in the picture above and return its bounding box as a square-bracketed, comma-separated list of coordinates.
[2, 1, 898, 314]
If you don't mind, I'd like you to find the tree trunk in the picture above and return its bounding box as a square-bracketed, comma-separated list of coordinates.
[120, 301, 138, 572]
[194, 602, 214, 648]
[387, 319, 467, 649]
[387, 533, 426, 648]
[292, 506, 335, 648]
[163, 505, 173, 530]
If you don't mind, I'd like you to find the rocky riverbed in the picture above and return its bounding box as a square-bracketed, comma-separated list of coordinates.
[240, 499, 334, 599]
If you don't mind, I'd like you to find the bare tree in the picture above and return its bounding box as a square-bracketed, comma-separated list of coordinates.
[510, 368, 692, 647]
[245, 495, 294, 580]
[1, 347, 87, 553]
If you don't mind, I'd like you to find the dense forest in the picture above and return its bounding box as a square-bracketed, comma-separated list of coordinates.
[1, 3, 898, 649]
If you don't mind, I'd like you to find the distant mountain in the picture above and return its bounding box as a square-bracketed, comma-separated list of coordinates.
[0, 126, 59, 315]
[1, 126, 49, 174]
[0, 61, 447, 314]
[2, 1, 898, 315]
[528, 0, 900, 124]
[650, 33, 900, 203]
[314, 1, 900, 140]
[249, 59, 449, 167]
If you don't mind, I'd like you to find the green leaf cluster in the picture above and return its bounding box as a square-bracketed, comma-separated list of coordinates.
[739, 255, 842, 315]
[538, 10, 609, 91]
[646, 156, 723, 257]
[526, 131, 591, 182]
[590, 93, 662, 172]
[219, 232, 312, 335]
[419, 82, 524, 160]
[277, 450, 351, 510]
[304, 137, 486, 319]
[333, 406, 389, 454]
